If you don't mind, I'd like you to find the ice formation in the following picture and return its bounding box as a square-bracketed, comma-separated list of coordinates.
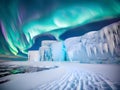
[64, 21, 120, 63]
[39, 40, 57, 61]
[29, 21, 120, 63]
[51, 42, 66, 61]
[28, 51, 40, 62]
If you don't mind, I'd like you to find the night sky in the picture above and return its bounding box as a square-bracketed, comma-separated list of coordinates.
[0, 0, 120, 59]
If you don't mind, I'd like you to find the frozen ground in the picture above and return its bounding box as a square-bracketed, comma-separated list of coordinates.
[0, 61, 120, 90]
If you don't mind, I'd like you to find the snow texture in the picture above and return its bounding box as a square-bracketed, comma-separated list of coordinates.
[0, 61, 120, 90]
[34, 70, 119, 90]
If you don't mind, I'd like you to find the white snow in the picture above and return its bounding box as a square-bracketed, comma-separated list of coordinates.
[0, 61, 120, 90]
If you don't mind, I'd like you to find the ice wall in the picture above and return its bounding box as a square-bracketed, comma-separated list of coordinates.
[65, 21, 120, 63]
[29, 21, 120, 63]
[39, 40, 66, 61]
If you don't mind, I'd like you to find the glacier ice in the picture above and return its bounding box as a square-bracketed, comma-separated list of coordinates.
[64, 21, 120, 63]
[39, 40, 57, 61]
[29, 21, 120, 63]
[51, 42, 66, 61]
[39, 46, 51, 61]
[39, 40, 66, 61]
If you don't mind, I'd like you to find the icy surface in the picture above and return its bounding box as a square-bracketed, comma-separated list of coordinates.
[39, 40, 57, 61]
[0, 61, 120, 90]
[39, 40, 66, 61]
[39, 46, 51, 61]
[51, 42, 66, 61]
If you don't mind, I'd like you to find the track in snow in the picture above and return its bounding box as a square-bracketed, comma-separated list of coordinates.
[33, 70, 120, 90]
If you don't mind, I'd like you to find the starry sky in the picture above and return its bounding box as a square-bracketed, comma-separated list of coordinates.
[0, 0, 120, 59]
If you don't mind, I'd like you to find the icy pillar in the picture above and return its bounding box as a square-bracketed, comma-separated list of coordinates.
[51, 42, 66, 61]
[39, 46, 52, 61]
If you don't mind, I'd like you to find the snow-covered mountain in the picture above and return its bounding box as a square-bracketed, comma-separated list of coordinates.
[30, 21, 120, 63]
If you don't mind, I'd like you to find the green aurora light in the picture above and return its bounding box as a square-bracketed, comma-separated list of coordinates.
[0, 0, 120, 58]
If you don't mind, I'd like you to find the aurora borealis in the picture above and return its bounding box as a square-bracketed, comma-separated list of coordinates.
[0, 0, 120, 59]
